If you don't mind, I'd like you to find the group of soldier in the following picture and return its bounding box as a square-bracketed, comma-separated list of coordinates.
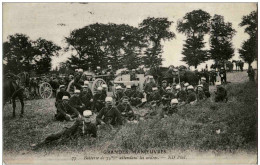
[31, 66, 229, 149]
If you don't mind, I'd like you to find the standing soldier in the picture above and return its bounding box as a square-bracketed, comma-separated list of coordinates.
[80, 84, 93, 110]
[130, 85, 144, 107]
[210, 70, 217, 85]
[74, 68, 84, 90]
[55, 96, 81, 121]
[201, 77, 211, 98]
[56, 85, 71, 107]
[31, 110, 97, 149]
[247, 66, 255, 82]
[219, 67, 227, 84]
[196, 84, 206, 101]
[93, 87, 106, 112]
[114, 86, 125, 106]
[117, 96, 135, 122]
[215, 81, 228, 102]
[96, 97, 123, 126]
[186, 85, 197, 104]
[130, 69, 138, 81]
[69, 90, 86, 114]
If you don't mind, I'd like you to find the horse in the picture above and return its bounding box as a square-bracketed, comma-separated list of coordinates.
[3, 72, 29, 118]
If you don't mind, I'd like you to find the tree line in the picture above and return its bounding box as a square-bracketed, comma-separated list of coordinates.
[3, 9, 257, 75]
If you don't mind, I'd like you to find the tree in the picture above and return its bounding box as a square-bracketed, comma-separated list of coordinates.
[239, 11, 258, 66]
[139, 17, 175, 68]
[3, 34, 36, 74]
[239, 36, 257, 67]
[34, 38, 61, 74]
[182, 36, 208, 68]
[177, 10, 211, 68]
[209, 14, 236, 62]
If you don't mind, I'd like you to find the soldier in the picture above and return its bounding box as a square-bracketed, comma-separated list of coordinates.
[201, 77, 211, 98]
[160, 80, 168, 96]
[174, 84, 181, 98]
[186, 85, 197, 104]
[55, 96, 81, 121]
[130, 85, 144, 107]
[247, 66, 255, 82]
[69, 90, 86, 114]
[117, 96, 135, 121]
[95, 66, 102, 75]
[74, 68, 84, 90]
[56, 85, 71, 106]
[149, 87, 161, 106]
[161, 86, 174, 106]
[130, 69, 138, 81]
[219, 67, 227, 84]
[196, 84, 206, 101]
[82, 81, 92, 95]
[177, 85, 187, 103]
[161, 99, 178, 118]
[184, 82, 189, 93]
[31, 110, 97, 149]
[74, 69, 79, 77]
[114, 86, 125, 105]
[171, 83, 177, 94]
[144, 76, 157, 102]
[210, 70, 217, 85]
[215, 81, 228, 102]
[80, 85, 93, 110]
[93, 87, 106, 112]
[101, 84, 108, 97]
[96, 97, 123, 126]
[124, 85, 133, 98]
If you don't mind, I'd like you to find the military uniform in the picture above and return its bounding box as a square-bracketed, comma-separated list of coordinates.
[196, 90, 205, 101]
[56, 91, 71, 106]
[161, 92, 174, 106]
[210, 71, 217, 85]
[93, 93, 106, 112]
[160, 86, 167, 96]
[219, 69, 227, 84]
[144, 82, 156, 101]
[130, 90, 144, 106]
[55, 102, 80, 121]
[202, 82, 211, 98]
[215, 86, 228, 102]
[69, 95, 85, 113]
[124, 89, 133, 98]
[74, 74, 83, 90]
[114, 92, 125, 106]
[187, 91, 197, 103]
[33, 118, 97, 148]
[117, 103, 135, 120]
[80, 90, 93, 109]
[96, 107, 122, 126]
[149, 91, 161, 105]
[177, 90, 187, 102]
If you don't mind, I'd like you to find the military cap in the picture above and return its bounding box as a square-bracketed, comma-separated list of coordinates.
[74, 89, 81, 93]
[126, 85, 131, 89]
[84, 81, 90, 85]
[105, 97, 113, 102]
[62, 96, 69, 100]
[166, 86, 171, 90]
[187, 85, 194, 90]
[184, 83, 189, 87]
[171, 99, 178, 104]
[97, 87, 103, 91]
[176, 85, 181, 89]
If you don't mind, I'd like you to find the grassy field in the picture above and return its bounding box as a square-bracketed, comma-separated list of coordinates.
[3, 71, 257, 159]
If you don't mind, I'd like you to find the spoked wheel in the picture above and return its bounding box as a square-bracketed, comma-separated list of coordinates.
[39, 82, 53, 99]
[91, 78, 107, 95]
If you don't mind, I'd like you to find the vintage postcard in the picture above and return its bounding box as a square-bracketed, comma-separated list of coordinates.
[2, 2, 258, 165]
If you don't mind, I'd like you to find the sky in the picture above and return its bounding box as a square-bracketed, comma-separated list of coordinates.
[3, 3, 257, 70]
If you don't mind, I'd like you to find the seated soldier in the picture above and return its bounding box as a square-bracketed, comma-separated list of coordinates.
[215, 81, 228, 102]
[31, 110, 97, 149]
[174, 84, 181, 98]
[55, 96, 81, 121]
[176, 85, 187, 103]
[161, 98, 178, 118]
[201, 77, 211, 98]
[149, 87, 161, 106]
[130, 85, 144, 107]
[144, 76, 157, 101]
[74, 69, 84, 90]
[93, 87, 106, 112]
[130, 69, 138, 81]
[95, 66, 102, 75]
[186, 85, 197, 104]
[162, 86, 174, 106]
[114, 85, 125, 106]
[69, 90, 86, 114]
[117, 96, 135, 121]
[184, 82, 189, 93]
[171, 83, 177, 94]
[96, 97, 122, 126]
[55, 85, 71, 107]
[160, 80, 168, 96]
[83, 81, 92, 95]
[80, 84, 93, 110]
[124, 85, 133, 98]
[102, 84, 108, 97]
[196, 84, 206, 101]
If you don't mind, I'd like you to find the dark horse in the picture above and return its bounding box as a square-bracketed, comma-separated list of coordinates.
[3, 72, 29, 117]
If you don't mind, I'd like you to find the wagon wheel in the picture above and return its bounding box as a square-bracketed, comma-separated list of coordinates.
[91, 78, 107, 95]
[66, 80, 76, 94]
[39, 82, 53, 99]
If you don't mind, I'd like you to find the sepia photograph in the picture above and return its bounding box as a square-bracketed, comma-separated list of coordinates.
[2, 2, 258, 165]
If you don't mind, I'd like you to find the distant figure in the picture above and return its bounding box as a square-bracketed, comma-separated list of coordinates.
[247, 66, 255, 82]
[214, 82, 228, 102]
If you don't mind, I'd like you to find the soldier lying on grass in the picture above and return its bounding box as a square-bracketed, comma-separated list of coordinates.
[161, 98, 178, 118]
[31, 110, 97, 150]
[117, 96, 135, 122]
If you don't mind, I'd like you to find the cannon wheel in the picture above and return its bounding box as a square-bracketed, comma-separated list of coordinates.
[91, 78, 107, 95]
[39, 82, 53, 99]
[66, 80, 76, 93]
